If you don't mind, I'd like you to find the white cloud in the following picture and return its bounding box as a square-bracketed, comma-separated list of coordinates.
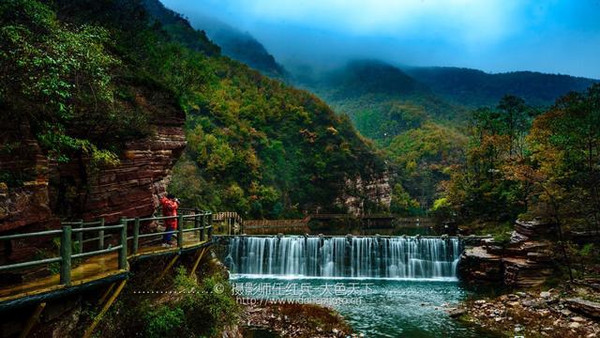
[235, 0, 521, 44]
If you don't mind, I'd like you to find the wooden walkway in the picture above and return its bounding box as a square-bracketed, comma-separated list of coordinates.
[0, 212, 213, 310]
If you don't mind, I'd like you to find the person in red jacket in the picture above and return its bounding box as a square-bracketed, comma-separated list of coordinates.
[160, 193, 180, 247]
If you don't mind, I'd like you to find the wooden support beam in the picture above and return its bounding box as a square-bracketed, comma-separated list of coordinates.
[151, 255, 179, 288]
[97, 282, 116, 306]
[19, 302, 46, 338]
[189, 248, 207, 277]
[83, 280, 127, 338]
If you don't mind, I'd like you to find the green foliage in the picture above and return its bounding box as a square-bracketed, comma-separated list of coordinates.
[389, 183, 420, 215]
[0, 0, 164, 173]
[1, 0, 388, 220]
[161, 38, 387, 218]
[523, 84, 600, 232]
[173, 267, 239, 337]
[406, 67, 598, 108]
[144, 305, 185, 338]
[353, 102, 427, 144]
[387, 122, 467, 212]
[436, 96, 535, 222]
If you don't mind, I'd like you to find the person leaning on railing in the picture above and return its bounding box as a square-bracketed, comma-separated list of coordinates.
[160, 193, 180, 247]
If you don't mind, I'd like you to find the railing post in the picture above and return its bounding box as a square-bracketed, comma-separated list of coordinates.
[60, 225, 72, 286]
[119, 218, 128, 270]
[194, 208, 200, 240]
[98, 218, 105, 250]
[208, 213, 213, 239]
[76, 219, 83, 254]
[200, 214, 205, 241]
[133, 217, 140, 254]
[177, 214, 184, 248]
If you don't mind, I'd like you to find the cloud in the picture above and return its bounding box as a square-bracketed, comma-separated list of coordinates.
[209, 0, 521, 44]
[161, 0, 600, 78]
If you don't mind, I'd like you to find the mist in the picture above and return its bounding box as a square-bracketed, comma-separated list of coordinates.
[160, 0, 600, 79]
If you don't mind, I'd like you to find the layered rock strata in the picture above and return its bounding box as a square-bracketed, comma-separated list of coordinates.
[458, 219, 555, 287]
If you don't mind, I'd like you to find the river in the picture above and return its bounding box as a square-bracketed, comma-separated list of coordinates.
[224, 235, 497, 337]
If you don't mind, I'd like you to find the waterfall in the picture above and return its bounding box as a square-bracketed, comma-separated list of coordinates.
[225, 236, 461, 279]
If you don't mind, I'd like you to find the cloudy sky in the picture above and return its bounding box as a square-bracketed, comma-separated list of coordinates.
[161, 0, 600, 78]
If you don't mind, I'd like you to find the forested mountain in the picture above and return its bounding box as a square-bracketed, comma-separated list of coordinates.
[288, 60, 467, 214]
[405, 66, 599, 108]
[140, 0, 389, 218]
[293, 59, 466, 144]
[0, 0, 389, 221]
[193, 16, 286, 78]
[145, 2, 285, 78]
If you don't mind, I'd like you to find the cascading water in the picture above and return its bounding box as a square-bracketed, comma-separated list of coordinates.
[225, 236, 461, 279]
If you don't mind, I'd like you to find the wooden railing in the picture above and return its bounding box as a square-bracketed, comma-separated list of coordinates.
[244, 219, 309, 235]
[0, 211, 212, 287]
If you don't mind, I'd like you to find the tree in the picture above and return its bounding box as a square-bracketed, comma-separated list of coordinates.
[527, 84, 600, 235]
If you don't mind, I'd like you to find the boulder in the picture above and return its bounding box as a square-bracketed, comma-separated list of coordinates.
[565, 298, 600, 319]
[457, 246, 503, 283]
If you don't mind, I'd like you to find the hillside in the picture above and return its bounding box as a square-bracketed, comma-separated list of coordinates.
[293, 59, 466, 145]
[138, 0, 391, 218]
[0, 0, 390, 225]
[192, 15, 286, 78]
[147, 2, 285, 78]
[405, 66, 599, 108]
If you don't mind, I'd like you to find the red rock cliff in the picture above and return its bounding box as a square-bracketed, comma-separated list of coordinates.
[0, 99, 186, 234]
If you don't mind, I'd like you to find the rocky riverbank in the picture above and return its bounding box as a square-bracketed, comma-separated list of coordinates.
[450, 283, 600, 337]
[458, 219, 557, 287]
[239, 301, 355, 338]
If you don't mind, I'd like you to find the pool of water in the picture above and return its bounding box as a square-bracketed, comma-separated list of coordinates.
[231, 275, 497, 337]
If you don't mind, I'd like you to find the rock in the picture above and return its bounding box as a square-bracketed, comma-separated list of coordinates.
[448, 308, 467, 318]
[510, 230, 529, 244]
[560, 309, 573, 316]
[457, 247, 503, 283]
[475, 300, 487, 305]
[504, 257, 553, 288]
[515, 219, 554, 238]
[571, 316, 585, 322]
[0, 101, 186, 264]
[540, 291, 551, 298]
[568, 322, 582, 329]
[565, 298, 600, 319]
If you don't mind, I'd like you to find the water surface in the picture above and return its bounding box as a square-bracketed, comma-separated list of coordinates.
[231, 275, 496, 337]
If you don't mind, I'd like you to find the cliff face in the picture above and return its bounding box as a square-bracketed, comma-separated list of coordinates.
[458, 219, 555, 287]
[336, 173, 392, 216]
[74, 122, 186, 223]
[0, 104, 185, 234]
[0, 123, 54, 233]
